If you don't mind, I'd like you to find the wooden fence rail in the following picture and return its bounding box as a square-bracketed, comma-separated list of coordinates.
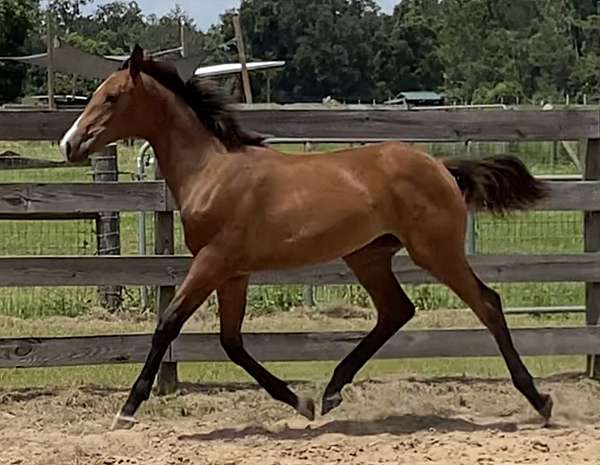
[1, 108, 599, 141]
[1, 326, 599, 369]
[0, 180, 599, 213]
[0, 253, 599, 286]
[0, 181, 170, 213]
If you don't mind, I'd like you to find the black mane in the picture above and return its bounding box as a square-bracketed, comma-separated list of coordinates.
[119, 58, 267, 150]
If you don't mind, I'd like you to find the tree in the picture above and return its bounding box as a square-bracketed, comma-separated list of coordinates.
[233, 0, 383, 102]
[4, 0, 600, 106]
[47, 0, 89, 32]
[0, 0, 38, 103]
[372, 0, 443, 101]
[526, 0, 576, 101]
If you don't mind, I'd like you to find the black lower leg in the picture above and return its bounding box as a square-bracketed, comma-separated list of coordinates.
[218, 275, 314, 420]
[120, 312, 184, 417]
[321, 248, 414, 415]
[322, 319, 404, 414]
[481, 285, 551, 416]
[222, 339, 303, 411]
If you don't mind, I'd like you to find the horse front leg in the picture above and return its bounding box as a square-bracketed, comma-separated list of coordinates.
[217, 275, 315, 420]
[111, 247, 230, 430]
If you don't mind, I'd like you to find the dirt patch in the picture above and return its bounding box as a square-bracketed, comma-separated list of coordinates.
[1, 376, 599, 465]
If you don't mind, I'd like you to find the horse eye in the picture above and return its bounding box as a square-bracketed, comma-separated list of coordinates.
[105, 94, 118, 104]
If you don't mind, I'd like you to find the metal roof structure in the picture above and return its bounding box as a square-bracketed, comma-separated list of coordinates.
[397, 91, 446, 100]
[194, 61, 285, 78]
[1, 41, 285, 81]
[385, 90, 446, 105]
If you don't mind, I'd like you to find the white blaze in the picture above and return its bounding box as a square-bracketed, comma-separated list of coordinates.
[59, 114, 82, 158]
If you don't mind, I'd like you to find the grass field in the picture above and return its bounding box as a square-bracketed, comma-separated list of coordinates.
[0, 139, 586, 317]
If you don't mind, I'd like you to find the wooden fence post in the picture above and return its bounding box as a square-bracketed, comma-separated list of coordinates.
[465, 141, 477, 255]
[302, 141, 316, 307]
[46, 10, 56, 111]
[584, 137, 600, 379]
[92, 144, 121, 311]
[233, 13, 253, 104]
[155, 167, 178, 394]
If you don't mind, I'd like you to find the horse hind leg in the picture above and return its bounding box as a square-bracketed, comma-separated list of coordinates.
[322, 237, 415, 415]
[406, 234, 553, 422]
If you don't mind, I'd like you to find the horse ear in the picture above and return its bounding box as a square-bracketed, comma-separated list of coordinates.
[129, 44, 144, 80]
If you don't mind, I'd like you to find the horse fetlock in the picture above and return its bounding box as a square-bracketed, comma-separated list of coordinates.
[110, 412, 138, 431]
[296, 396, 315, 421]
[321, 391, 343, 416]
[538, 393, 553, 424]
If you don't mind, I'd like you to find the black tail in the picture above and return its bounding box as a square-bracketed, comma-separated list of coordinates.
[443, 155, 548, 215]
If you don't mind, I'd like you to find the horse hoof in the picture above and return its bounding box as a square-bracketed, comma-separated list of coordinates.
[110, 412, 137, 431]
[321, 392, 342, 416]
[296, 396, 315, 421]
[538, 394, 553, 424]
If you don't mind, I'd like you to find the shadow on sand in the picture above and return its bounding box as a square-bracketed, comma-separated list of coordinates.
[178, 413, 518, 442]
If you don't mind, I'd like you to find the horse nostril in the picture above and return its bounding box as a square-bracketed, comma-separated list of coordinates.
[65, 141, 72, 159]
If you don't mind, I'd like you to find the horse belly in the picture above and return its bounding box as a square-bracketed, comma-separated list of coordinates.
[247, 197, 390, 270]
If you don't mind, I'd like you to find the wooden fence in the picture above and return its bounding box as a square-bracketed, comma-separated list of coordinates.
[0, 108, 599, 390]
[0, 142, 121, 309]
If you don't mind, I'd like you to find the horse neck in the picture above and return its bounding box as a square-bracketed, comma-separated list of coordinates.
[143, 84, 225, 207]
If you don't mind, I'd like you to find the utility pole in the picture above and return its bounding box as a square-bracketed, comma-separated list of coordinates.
[46, 9, 56, 110]
[179, 17, 188, 58]
[232, 12, 253, 104]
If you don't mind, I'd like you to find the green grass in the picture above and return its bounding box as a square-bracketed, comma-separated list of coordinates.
[0, 357, 585, 391]
[0, 140, 587, 316]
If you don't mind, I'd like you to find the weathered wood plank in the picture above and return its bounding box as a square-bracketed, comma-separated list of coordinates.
[0, 110, 78, 141]
[1, 326, 598, 368]
[0, 334, 154, 367]
[241, 108, 600, 141]
[1, 109, 598, 141]
[537, 181, 600, 211]
[173, 326, 600, 362]
[584, 139, 600, 379]
[0, 253, 600, 286]
[92, 146, 122, 311]
[0, 182, 168, 213]
[0, 151, 90, 170]
[0, 180, 597, 214]
[255, 253, 600, 286]
[0, 212, 98, 220]
[154, 166, 178, 394]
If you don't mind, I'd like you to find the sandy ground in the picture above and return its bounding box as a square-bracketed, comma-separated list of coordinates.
[1, 375, 599, 465]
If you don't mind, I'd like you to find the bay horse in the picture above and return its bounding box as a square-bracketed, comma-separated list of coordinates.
[59, 45, 553, 430]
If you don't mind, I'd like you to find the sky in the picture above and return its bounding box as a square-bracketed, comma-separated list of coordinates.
[84, 0, 399, 31]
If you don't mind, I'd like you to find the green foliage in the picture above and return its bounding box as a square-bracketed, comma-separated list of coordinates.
[0, 0, 38, 103]
[247, 286, 304, 314]
[4, 0, 600, 104]
[235, 0, 382, 102]
[372, 0, 443, 100]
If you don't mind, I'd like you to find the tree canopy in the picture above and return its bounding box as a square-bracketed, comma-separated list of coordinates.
[2, 0, 600, 104]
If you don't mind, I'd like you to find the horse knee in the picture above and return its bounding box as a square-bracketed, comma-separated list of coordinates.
[220, 334, 245, 364]
[384, 298, 415, 329]
[481, 285, 502, 312]
[155, 312, 184, 345]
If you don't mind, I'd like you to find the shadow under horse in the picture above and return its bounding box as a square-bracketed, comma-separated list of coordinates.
[58, 45, 553, 430]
